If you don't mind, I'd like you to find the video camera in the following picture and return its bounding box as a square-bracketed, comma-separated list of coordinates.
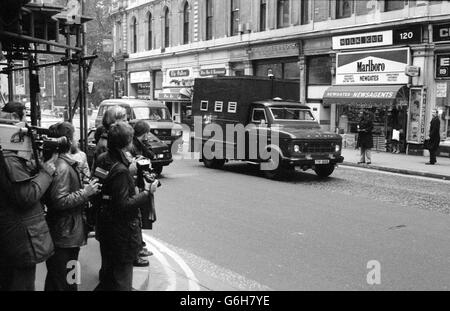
[135, 158, 162, 191]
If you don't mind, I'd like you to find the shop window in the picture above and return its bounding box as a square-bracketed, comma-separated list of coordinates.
[201, 100, 209, 111]
[254, 59, 299, 80]
[206, 0, 213, 40]
[277, 0, 290, 29]
[231, 0, 240, 36]
[228, 102, 237, 113]
[307, 55, 332, 85]
[336, 0, 352, 19]
[215, 101, 223, 112]
[384, 0, 405, 12]
[183, 2, 190, 45]
[260, 0, 267, 31]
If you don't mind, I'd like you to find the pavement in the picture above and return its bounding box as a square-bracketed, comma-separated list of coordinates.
[341, 147, 450, 180]
[34, 147, 450, 291]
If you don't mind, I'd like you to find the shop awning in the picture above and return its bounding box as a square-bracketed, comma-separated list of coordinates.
[158, 87, 191, 102]
[323, 85, 408, 107]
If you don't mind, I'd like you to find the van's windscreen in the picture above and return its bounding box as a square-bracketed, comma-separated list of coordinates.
[269, 108, 315, 121]
[134, 107, 172, 121]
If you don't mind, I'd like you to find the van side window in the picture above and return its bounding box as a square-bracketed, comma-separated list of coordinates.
[214, 101, 223, 112]
[252, 108, 267, 123]
[201, 100, 209, 111]
[228, 102, 237, 113]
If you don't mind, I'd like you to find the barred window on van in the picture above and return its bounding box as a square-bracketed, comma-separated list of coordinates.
[214, 101, 223, 112]
[228, 102, 237, 113]
[200, 100, 209, 111]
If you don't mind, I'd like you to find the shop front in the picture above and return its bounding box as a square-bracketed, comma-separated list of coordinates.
[323, 85, 409, 152]
[129, 71, 151, 99]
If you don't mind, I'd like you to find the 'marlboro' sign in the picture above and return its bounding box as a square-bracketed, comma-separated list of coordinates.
[336, 48, 410, 85]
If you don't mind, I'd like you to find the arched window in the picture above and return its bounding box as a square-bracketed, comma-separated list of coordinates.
[183, 2, 190, 44]
[277, 0, 289, 29]
[164, 8, 170, 48]
[131, 17, 137, 53]
[231, 0, 240, 36]
[147, 12, 152, 50]
[260, 0, 267, 31]
[206, 0, 213, 40]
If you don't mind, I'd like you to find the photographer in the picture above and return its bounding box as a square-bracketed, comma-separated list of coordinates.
[0, 102, 58, 291]
[130, 121, 158, 267]
[94, 121, 158, 291]
[42, 122, 100, 291]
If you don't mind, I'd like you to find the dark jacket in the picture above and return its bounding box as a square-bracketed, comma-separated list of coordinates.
[92, 127, 108, 170]
[94, 149, 151, 264]
[43, 154, 89, 248]
[429, 116, 441, 151]
[357, 117, 374, 149]
[0, 151, 54, 267]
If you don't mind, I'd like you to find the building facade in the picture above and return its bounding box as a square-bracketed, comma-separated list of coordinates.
[110, 0, 450, 156]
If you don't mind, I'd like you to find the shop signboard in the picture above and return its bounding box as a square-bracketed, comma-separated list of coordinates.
[407, 88, 427, 144]
[437, 82, 447, 98]
[433, 23, 450, 43]
[250, 42, 299, 60]
[199, 68, 227, 77]
[130, 71, 151, 84]
[332, 30, 393, 50]
[436, 54, 450, 79]
[137, 83, 151, 99]
[336, 48, 410, 85]
[165, 67, 195, 88]
[393, 25, 422, 45]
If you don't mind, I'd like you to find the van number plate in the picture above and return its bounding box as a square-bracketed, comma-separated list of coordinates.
[315, 160, 330, 165]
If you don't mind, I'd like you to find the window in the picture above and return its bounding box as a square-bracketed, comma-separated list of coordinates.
[260, 0, 267, 31]
[115, 21, 122, 54]
[254, 58, 299, 80]
[201, 100, 209, 111]
[277, 0, 290, 29]
[270, 108, 315, 121]
[336, 0, 352, 19]
[231, 0, 240, 36]
[183, 2, 190, 44]
[147, 12, 152, 50]
[301, 0, 309, 25]
[131, 17, 137, 53]
[214, 101, 223, 112]
[384, 0, 405, 12]
[307, 55, 331, 85]
[206, 0, 213, 40]
[228, 102, 237, 113]
[164, 8, 170, 48]
[252, 109, 267, 123]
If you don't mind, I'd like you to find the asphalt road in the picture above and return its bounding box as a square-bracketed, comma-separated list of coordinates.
[150, 158, 450, 291]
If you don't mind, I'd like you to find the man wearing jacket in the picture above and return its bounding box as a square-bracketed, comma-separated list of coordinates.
[0, 103, 58, 290]
[426, 109, 441, 165]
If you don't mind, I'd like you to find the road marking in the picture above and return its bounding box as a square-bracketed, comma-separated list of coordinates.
[341, 165, 450, 183]
[142, 236, 177, 291]
[143, 234, 201, 291]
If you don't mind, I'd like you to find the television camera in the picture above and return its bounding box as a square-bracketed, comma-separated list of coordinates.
[136, 158, 162, 191]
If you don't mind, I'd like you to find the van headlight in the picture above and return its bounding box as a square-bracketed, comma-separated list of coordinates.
[335, 144, 341, 153]
[171, 129, 182, 136]
[294, 145, 301, 153]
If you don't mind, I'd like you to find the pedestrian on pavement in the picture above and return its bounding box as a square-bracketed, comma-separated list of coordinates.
[356, 110, 373, 165]
[0, 103, 58, 291]
[130, 121, 158, 267]
[94, 121, 158, 291]
[92, 106, 127, 170]
[426, 109, 441, 165]
[42, 122, 101, 291]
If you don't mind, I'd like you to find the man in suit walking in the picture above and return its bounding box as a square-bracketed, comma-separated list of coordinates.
[426, 109, 441, 165]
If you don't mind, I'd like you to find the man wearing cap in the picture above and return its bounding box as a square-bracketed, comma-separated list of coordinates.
[426, 109, 441, 165]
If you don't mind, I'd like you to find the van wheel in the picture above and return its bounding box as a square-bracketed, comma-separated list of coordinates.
[203, 157, 225, 169]
[261, 152, 283, 179]
[153, 166, 163, 176]
[314, 164, 335, 178]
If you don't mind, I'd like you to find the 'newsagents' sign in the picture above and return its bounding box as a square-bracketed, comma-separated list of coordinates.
[336, 48, 410, 85]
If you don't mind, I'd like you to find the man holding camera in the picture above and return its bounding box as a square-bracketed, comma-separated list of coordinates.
[94, 121, 159, 291]
[42, 122, 101, 291]
[0, 102, 58, 291]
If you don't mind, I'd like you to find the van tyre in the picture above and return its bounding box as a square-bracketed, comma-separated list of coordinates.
[203, 157, 225, 169]
[314, 164, 335, 178]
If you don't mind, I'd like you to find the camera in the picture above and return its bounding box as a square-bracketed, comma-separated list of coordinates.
[30, 127, 69, 161]
[136, 158, 162, 190]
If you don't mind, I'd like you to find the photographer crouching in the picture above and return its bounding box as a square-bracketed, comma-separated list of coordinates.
[94, 121, 159, 291]
[0, 102, 58, 291]
[42, 122, 101, 291]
